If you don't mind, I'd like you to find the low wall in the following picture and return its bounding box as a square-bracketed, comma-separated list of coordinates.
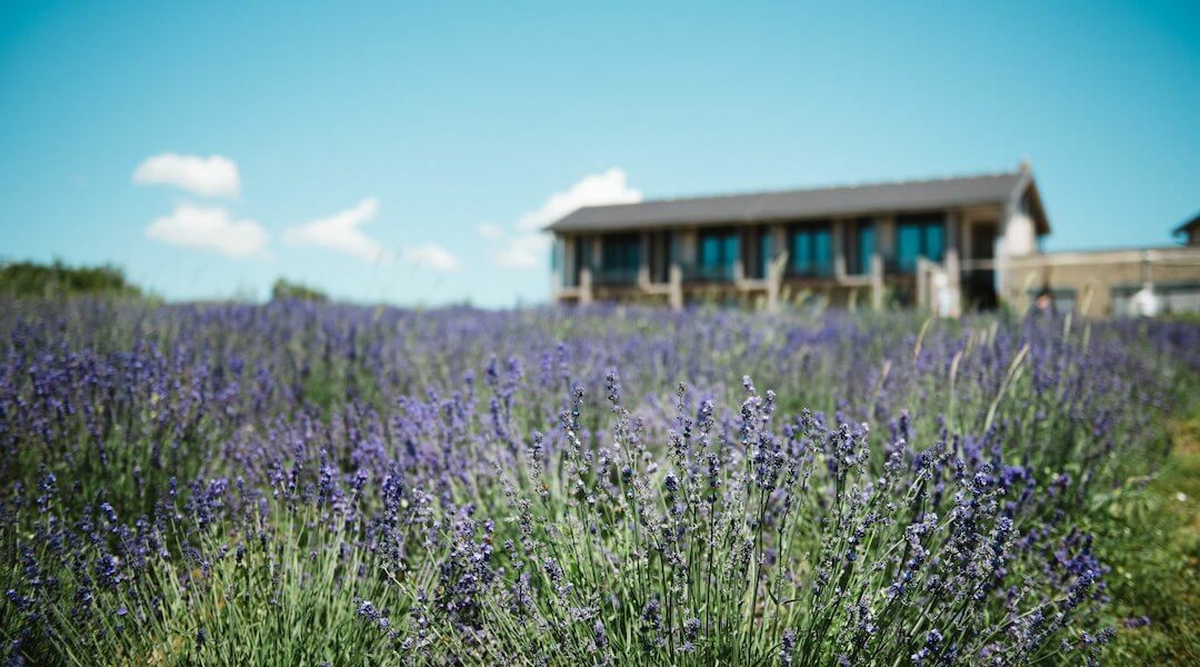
[1006, 247, 1200, 315]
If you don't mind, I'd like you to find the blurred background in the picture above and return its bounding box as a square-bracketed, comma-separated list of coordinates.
[0, 0, 1197, 307]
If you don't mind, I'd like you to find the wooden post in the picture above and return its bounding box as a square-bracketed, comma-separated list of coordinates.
[668, 264, 683, 310]
[944, 212, 961, 317]
[833, 219, 847, 279]
[580, 266, 593, 305]
[871, 253, 884, 310]
[638, 232, 651, 289]
[767, 251, 788, 312]
[917, 257, 928, 311]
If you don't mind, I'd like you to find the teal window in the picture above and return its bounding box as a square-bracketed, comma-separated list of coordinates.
[895, 215, 945, 272]
[757, 231, 775, 278]
[568, 237, 591, 287]
[859, 225, 878, 274]
[598, 233, 639, 284]
[695, 229, 739, 280]
[789, 226, 833, 277]
[852, 222, 875, 275]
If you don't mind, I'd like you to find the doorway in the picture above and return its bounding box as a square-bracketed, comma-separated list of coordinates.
[965, 224, 998, 310]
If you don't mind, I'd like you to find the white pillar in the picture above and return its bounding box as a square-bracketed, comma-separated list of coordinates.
[833, 219, 847, 279]
[945, 212, 961, 317]
[638, 232, 651, 289]
[669, 264, 683, 310]
[580, 266, 593, 305]
[871, 253, 884, 310]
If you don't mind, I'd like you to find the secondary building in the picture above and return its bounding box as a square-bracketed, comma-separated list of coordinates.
[546, 165, 1048, 313]
[1005, 211, 1200, 316]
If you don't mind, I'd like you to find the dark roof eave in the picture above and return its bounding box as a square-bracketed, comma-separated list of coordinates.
[1023, 179, 1052, 236]
[544, 171, 1033, 234]
[1173, 212, 1200, 235]
[547, 196, 1021, 234]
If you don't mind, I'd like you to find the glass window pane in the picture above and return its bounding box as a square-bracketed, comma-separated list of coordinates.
[724, 233, 739, 267]
[700, 234, 721, 267]
[813, 229, 832, 276]
[792, 231, 812, 274]
[602, 235, 638, 272]
[897, 225, 921, 272]
[758, 231, 774, 276]
[578, 238, 590, 269]
[924, 223, 944, 263]
[857, 225, 875, 275]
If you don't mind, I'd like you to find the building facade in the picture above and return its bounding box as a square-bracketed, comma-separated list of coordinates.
[546, 166, 1049, 313]
[1003, 212, 1200, 316]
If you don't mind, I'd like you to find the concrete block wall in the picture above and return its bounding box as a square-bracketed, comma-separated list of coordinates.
[1008, 248, 1200, 315]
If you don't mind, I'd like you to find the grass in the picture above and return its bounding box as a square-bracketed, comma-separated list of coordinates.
[3, 302, 1198, 664]
[1096, 402, 1200, 664]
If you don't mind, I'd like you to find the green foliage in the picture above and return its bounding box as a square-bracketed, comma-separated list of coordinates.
[1094, 409, 1200, 665]
[271, 278, 329, 303]
[2, 302, 1198, 665]
[17, 504, 398, 666]
[0, 259, 143, 298]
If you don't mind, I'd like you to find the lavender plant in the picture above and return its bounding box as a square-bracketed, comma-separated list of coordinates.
[1, 299, 1196, 665]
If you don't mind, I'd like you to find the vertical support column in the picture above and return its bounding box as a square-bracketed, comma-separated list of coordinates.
[872, 214, 892, 311]
[833, 218, 847, 280]
[550, 236, 562, 302]
[563, 236, 575, 293]
[581, 234, 597, 305]
[770, 223, 787, 312]
[580, 266, 593, 305]
[767, 253, 783, 312]
[916, 257, 929, 310]
[680, 230, 697, 268]
[733, 228, 745, 286]
[871, 253, 884, 310]
[638, 231, 651, 289]
[944, 211, 962, 317]
[996, 202, 1013, 307]
[878, 215, 896, 269]
[669, 264, 683, 310]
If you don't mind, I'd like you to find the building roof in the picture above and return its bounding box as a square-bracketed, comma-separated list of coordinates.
[546, 170, 1050, 235]
[1174, 212, 1200, 236]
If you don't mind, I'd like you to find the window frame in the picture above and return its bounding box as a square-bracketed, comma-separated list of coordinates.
[894, 214, 946, 273]
[787, 223, 834, 278]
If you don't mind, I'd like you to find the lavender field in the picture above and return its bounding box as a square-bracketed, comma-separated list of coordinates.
[3, 300, 1199, 665]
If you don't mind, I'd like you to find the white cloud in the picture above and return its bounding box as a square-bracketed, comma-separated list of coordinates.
[401, 243, 460, 271]
[133, 153, 241, 198]
[477, 223, 505, 239]
[516, 167, 642, 231]
[494, 234, 551, 269]
[284, 198, 389, 263]
[485, 167, 640, 270]
[145, 203, 268, 258]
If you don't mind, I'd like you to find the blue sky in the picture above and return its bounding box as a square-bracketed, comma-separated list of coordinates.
[1, 1, 1197, 307]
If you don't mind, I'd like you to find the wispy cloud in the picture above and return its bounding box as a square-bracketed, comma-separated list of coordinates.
[477, 223, 505, 239]
[132, 153, 241, 199]
[145, 203, 268, 258]
[401, 243, 460, 271]
[494, 234, 551, 268]
[489, 168, 641, 269]
[284, 198, 389, 263]
[516, 167, 642, 232]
